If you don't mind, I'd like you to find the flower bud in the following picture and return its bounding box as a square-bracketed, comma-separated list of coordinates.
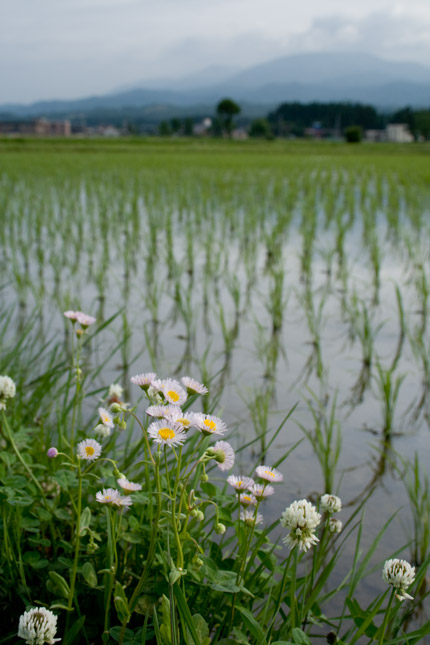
[47, 447, 58, 458]
[111, 403, 122, 413]
[215, 523, 226, 535]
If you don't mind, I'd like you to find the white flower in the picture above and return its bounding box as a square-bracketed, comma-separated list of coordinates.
[77, 438, 102, 461]
[213, 440, 235, 471]
[281, 499, 321, 552]
[117, 495, 133, 508]
[383, 559, 416, 601]
[194, 413, 228, 436]
[64, 310, 79, 321]
[181, 376, 208, 395]
[96, 488, 121, 505]
[240, 508, 264, 526]
[117, 477, 142, 493]
[93, 423, 111, 438]
[18, 607, 60, 644]
[0, 375, 16, 409]
[255, 465, 283, 483]
[227, 475, 255, 491]
[239, 493, 257, 506]
[108, 383, 123, 400]
[250, 484, 274, 500]
[76, 312, 96, 327]
[320, 494, 342, 514]
[159, 379, 187, 405]
[328, 518, 343, 534]
[148, 420, 187, 447]
[146, 404, 179, 418]
[98, 407, 114, 428]
[131, 372, 157, 389]
[165, 407, 196, 430]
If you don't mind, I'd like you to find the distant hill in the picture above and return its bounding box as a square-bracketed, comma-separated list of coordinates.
[2, 51, 430, 120]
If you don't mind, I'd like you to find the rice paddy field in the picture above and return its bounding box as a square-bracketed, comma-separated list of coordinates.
[1, 138, 430, 643]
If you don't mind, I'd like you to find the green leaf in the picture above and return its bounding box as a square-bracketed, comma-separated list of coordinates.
[114, 581, 130, 624]
[63, 615, 85, 645]
[292, 628, 312, 645]
[109, 626, 134, 642]
[48, 570, 70, 599]
[81, 561, 97, 587]
[236, 606, 268, 645]
[79, 506, 91, 535]
[185, 614, 210, 645]
[173, 584, 201, 645]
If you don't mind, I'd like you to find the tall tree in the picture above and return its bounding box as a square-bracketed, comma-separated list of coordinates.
[216, 98, 241, 137]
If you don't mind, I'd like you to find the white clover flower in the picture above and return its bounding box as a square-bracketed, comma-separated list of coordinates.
[255, 465, 283, 483]
[239, 493, 257, 506]
[328, 518, 343, 534]
[98, 407, 114, 428]
[77, 438, 102, 461]
[0, 375, 16, 410]
[148, 420, 187, 447]
[93, 423, 111, 438]
[159, 379, 187, 406]
[383, 559, 416, 601]
[117, 477, 142, 493]
[181, 376, 208, 395]
[227, 475, 255, 491]
[131, 372, 157, 390]
[240, 508, 264, 526]
[281, 499, 321, 552]
[96, 488, 121, 505]
[76, 312, 96, 328]
[194, 413, 228, 436]
[250, 484, 275, 500]
[18, 607, 60, 644]
[213, 440, 235, 471]
[320, 494, 342, 514]
[165, 407, 197, 430]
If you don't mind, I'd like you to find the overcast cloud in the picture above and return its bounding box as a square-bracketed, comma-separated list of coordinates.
[2, 0, 430, 103]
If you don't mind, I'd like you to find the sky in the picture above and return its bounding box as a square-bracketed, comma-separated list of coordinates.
[2, 0, 430, 103]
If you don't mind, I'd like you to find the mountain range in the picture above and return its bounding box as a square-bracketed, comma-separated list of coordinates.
[2, 52, 430, 120]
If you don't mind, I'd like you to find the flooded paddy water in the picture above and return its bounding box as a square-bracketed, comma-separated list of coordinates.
[1, 139, 430, 637]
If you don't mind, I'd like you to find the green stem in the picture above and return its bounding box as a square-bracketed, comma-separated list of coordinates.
[2, 411, 46, 499]
[66, 462, 82, 633]
[378, 588, 395, 645]
[290, 547, 299, 633]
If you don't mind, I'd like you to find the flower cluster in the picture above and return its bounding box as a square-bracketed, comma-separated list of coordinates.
[0, 375, 16, 410]
[383, 559, 416, 601]
[18, 607, 59, 644]
[320, 493, 343, 534]
[281, 499, 321, 552]
[227, 465, 282, 526]
[64, 310, 96, 328]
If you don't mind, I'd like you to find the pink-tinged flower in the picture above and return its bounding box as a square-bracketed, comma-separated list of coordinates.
[47, 447, 58, 458]
[239, 493, 257, 506]
[213, 440, 235, 471]
[194, 413, 227, 436]
[146, 404, 180, 418]
[64, 310, 79, 322]
[241, 509, 263, 526]
[148, 420, 187, 447]
[96, 488, 121, 505]
[255, 465, 283, 483]
[76, 312, 96, 328]
[159, 379, 187, 405]
[77, 438, 102, 461]
[117, 477, 142, 493]
[227, 475, 255, 491]
[181, 376, 208, 395]
[98, 407, 114, 428]
[250, 484, 274, 500]
[117, 495, 133, 508]
[131, 372, 157, 390]
[165, 407, 197, 430]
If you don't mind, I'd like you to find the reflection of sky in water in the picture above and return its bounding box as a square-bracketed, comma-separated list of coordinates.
[2, 172, 430, 623]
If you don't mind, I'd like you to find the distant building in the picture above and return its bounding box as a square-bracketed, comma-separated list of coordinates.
[193, 117, 212, 136]
[385, 123, 413, 143]
[0, 118, 71, 136]
[231, 128, 248, 140]
[365, 129, 386, 142]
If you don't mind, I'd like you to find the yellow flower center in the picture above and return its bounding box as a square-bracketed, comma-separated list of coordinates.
[158, 427, 176, 440]
[204, 419, 216, 431]
[264, 470, 275, 477]
[85, 446, 95, 456]
[237, 480, 243, 486]
[167, 390, 179, 402]
[105, 495, 111, 500]
[177, 418, 190, 426]
[243, 495, 251, 502]
[102, 414, 109, 423]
